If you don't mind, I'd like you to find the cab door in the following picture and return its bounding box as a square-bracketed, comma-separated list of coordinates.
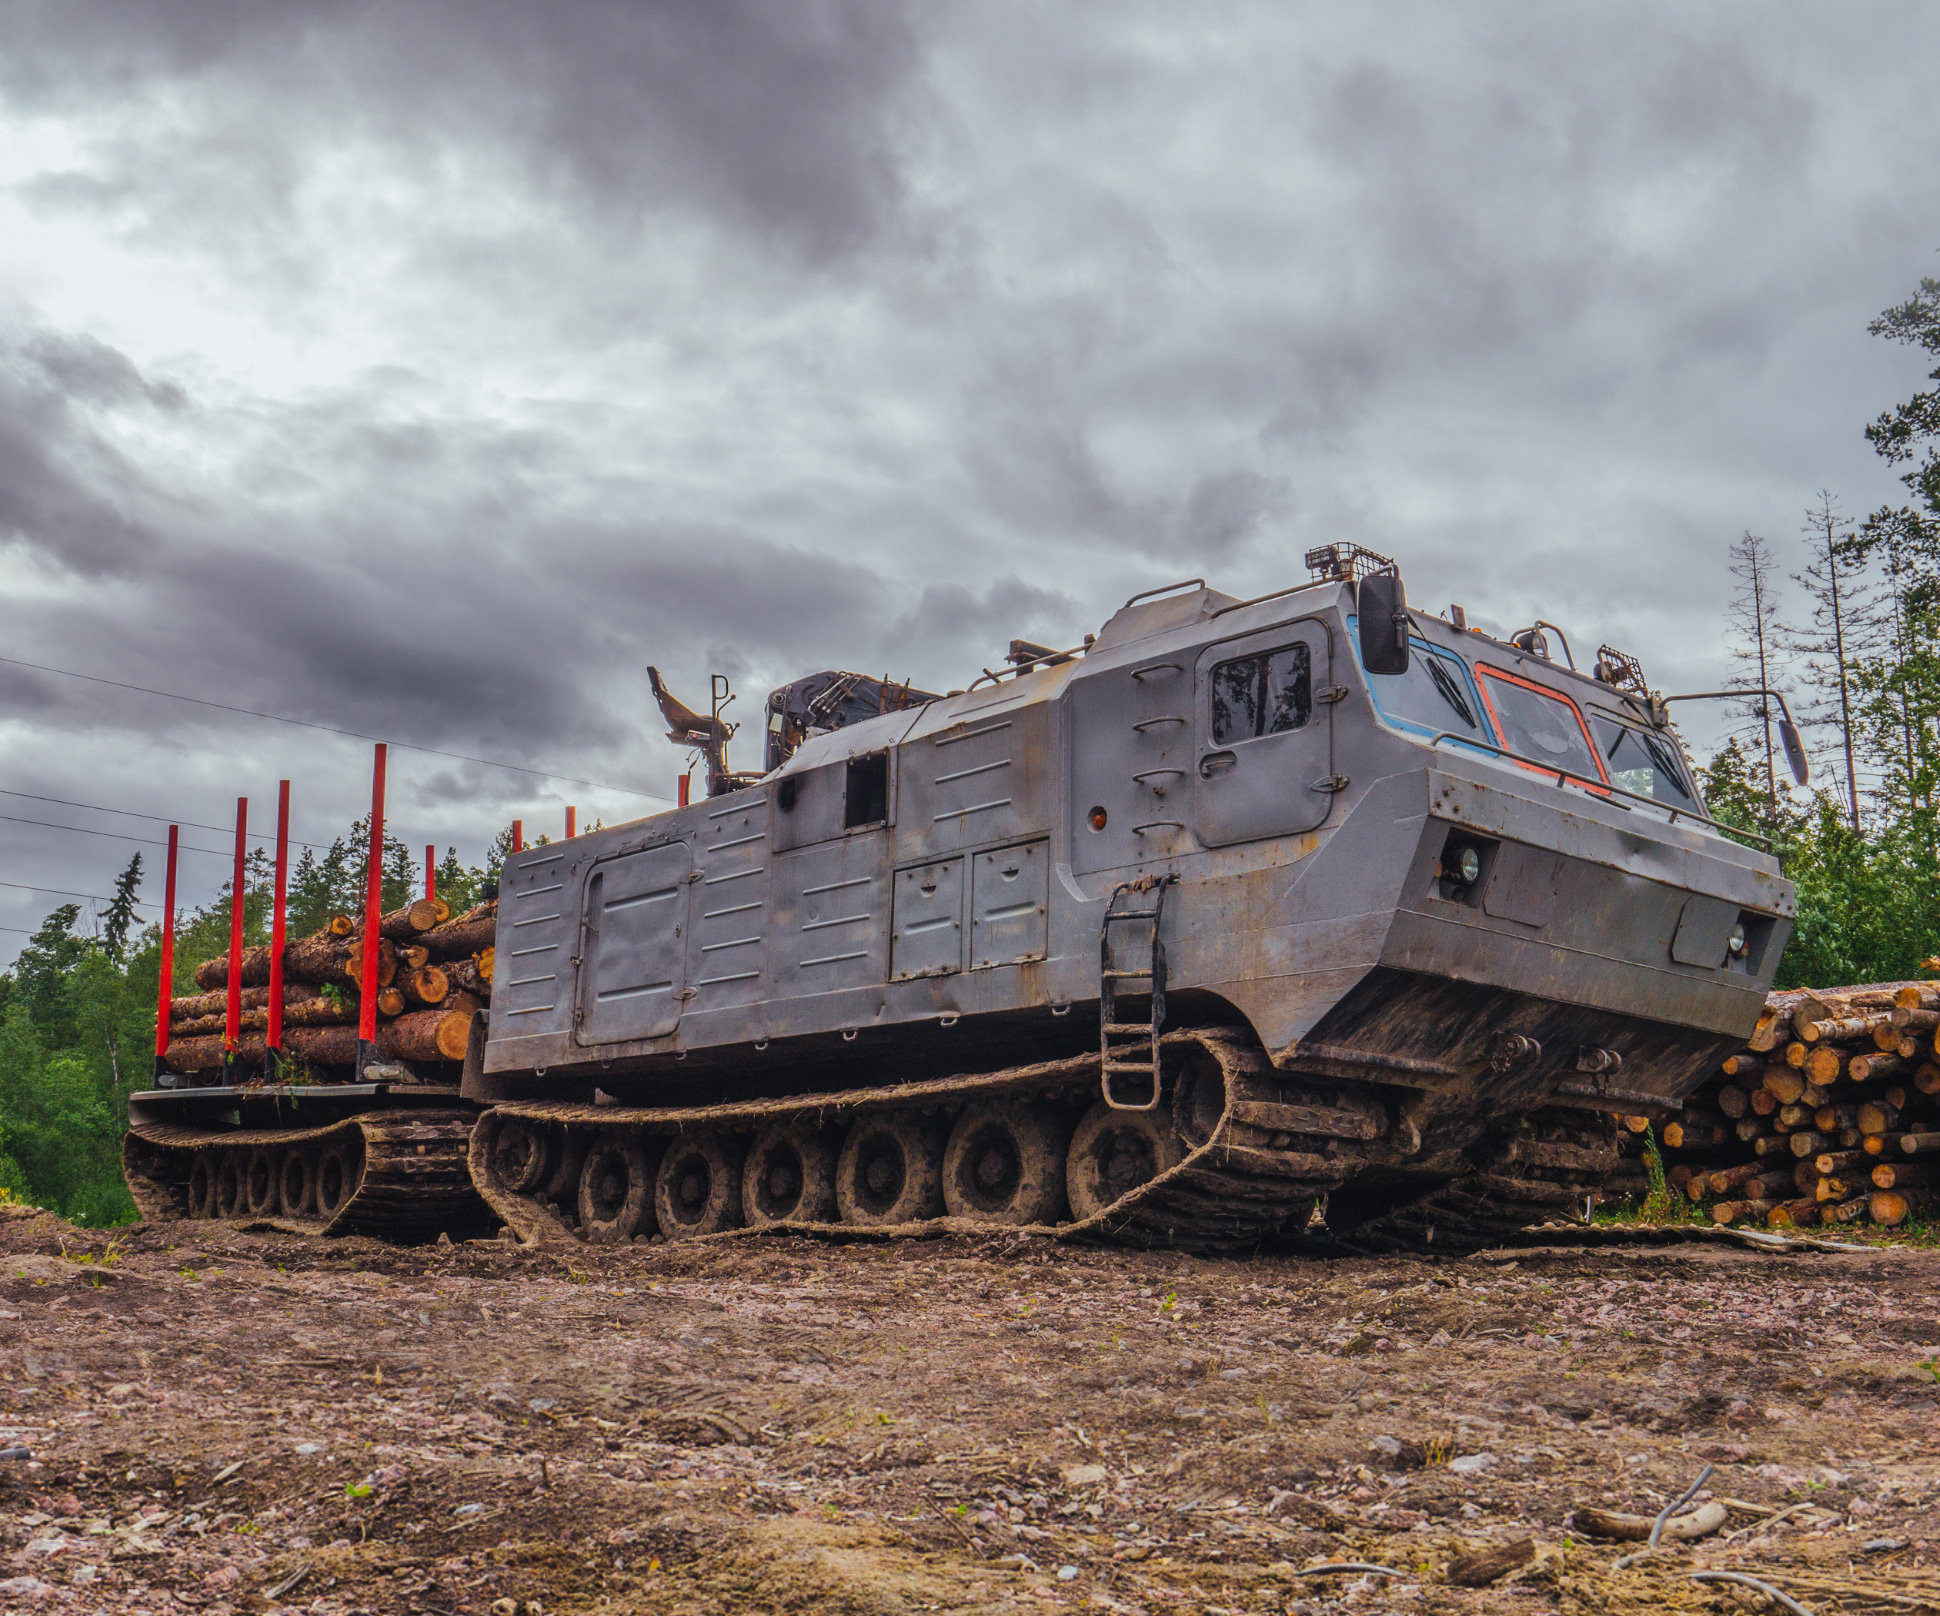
[1190, 618, 1336, 847]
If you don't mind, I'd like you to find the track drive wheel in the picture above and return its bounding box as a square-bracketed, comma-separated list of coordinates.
[743, 1121, 840, 1227]
[942, 1102, 1067, 1225]
[1066, 1102, 1186, 1221]
[836, 1111, 945, 1226]
[214, 1152, 245, 1219]
[577, 1130, 659, 1243]
[655, 1130, 746, 1240]
[315, 1140, 362, 1222]
[188, 1151, 220, 1219]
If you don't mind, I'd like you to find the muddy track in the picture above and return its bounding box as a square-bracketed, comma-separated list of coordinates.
[122, 1108, 487, 1241]
[470, 1030, 1366, 1255]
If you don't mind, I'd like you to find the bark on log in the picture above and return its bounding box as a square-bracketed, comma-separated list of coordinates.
[1857, 1100, 1902, 1135]
[1849, 1053, 1907, 1085]
[287, 1024, 359, 1066]
[163, 1033, 265, 1073]
[1800, 1012, 1892, 1044]
[1827, 1194, 1872, 1223]
[283, 934, 361, 988]
[1712, 1198, 1777, 1224]
[376, 1005, 475, 1063]
[1894, 984, 1940, 1010]
[281, 996, 355, 1029]
[423, 902, 497, 960]
[1720, 1054, 1763, 1080]
[1870, 1189, 1932, 1225]
[397, 944, 430, 971]
[1763, 1069, 1807, 1105]
[445, 956, 491, 1000]
[1896, 1132, 1940, 1155]
[1751, 990, 1831, 1050]
[1769, 1197, 1819, 1228]
[1788, 1131, 1831, 1158]
[1567, 1502, 1728, 1542]
[1814, 1105, 1858, 1133]
[1445, 1540, 1537, 1587]
[1871, 1162, 1935, 1190]
[191, 945, 275, 991]
[326, 915, 356, 936]
[169, 983, 318, 1022]
[376, 899, 448, 942]
[400, 965, 450, 1009]
[1813, 1149, 1870, 1176]
[1916, 1063, 1940, 1096]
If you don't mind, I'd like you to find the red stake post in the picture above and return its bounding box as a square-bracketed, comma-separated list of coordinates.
[358, 745, 387, 1049]
[511, 819, 523, 854]
[224, 797, 248, 1066]
[426, 844, 436, 903]
[267, 781, 291, 1059]
[678, 773, 690, 808]
[154, 825, 179, 1068]
[565, 806, 576, 839]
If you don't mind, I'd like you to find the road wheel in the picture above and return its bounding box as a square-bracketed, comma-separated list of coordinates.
[315, 1139, 362, 1222]
[491, 1116, 551, 1194]
[578, 1130, 659, 1244]
[278, 1151, 316, 1217]
[836, 1111, 945, 1227]
[942, 1102, 1067, 1225]
[187, 1151, 220, 1219]
[214, 1152, 246, 1219]
[243, 1149, 280, 1216]
[1066, 1103, 1186, 1220]
[654, 1131, 745, 1240]
[743, 1121, 840, 1227]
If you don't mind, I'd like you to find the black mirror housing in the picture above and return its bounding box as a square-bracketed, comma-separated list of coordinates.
[1358, 572, 1410, 675]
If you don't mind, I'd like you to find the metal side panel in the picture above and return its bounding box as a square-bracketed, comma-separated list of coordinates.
[1191, 617, 1335, 848]
[689, 790, 772, 1011]
[891, 857, 964, 980]
[970, 839, 1050, 969]
[896, 694, 1051, 861]
[494, 847, 578, 1041]
[1065, 650, 1197, 876]
[770, 834, 889, 996]
[576, 843, 692, 1045]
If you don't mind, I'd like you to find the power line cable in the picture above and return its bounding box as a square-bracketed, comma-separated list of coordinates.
[0, 879, 153, 907]
[0, 787, 329, 851]
[0, 652, 669, 801]
[0, 812, 231, 857]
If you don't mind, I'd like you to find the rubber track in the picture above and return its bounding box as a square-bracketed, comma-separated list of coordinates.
[1326, 1108, 1619, 1257]
[123, 1109, 485, 1241]
[470, 1030, 1355, 1256]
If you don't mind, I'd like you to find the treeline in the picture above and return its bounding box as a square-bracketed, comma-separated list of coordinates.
[1703, 272, 1940, 989]
[0, 822, 517, 1225]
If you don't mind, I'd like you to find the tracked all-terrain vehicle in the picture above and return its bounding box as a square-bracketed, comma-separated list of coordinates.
[446, 548, 1797, 1254]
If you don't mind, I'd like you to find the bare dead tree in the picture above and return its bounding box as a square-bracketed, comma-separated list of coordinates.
[1781, 492, 1873, 827]
[1725, 530, 1788, 810]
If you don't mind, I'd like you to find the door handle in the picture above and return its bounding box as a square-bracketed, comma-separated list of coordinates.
[1199, 751, 1237, 779]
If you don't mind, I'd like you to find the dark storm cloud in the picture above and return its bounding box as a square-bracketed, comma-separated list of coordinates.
[0, 0, 925, 263]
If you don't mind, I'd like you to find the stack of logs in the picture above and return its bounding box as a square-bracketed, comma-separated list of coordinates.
[1636, 981, 1940, 1232]
[162, 897, 497, 1080]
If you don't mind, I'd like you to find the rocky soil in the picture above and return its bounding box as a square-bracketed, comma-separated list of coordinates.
[0, 1206, 1935, 1614]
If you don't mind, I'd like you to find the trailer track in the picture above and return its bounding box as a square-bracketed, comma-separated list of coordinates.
[122, 1107, 486, 1241]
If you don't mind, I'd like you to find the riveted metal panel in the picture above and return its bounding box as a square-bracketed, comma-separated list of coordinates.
[689, 791, 771, 1009]
[496, 848, 577, 1039]
[576, 843, 691, 1044]
[771, 833, 887, 993]
[891, 857, 964, 980]
[970, 839, 1049, 969]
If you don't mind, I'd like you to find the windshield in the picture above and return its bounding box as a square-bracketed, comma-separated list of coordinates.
[1591, 713, 1695, 804]
[1358, 629, 1491, 743]
[1474, 666, 1605, 783]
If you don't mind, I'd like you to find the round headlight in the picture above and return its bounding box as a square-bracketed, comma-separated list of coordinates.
[1727, 922, 1747, 956]
[1088, 806, 1108, 832]
[1450, 845, 1481, 885]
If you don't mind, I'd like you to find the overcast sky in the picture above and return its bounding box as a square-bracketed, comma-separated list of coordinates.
[1, 1, 1936, 962]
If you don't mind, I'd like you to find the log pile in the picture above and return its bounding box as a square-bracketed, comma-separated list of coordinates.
[164, 900, 496, 1083]
[1637, 981, 1940, 1232]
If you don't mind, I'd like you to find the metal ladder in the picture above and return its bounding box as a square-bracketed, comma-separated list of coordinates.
[1099, 875, 1173, 1111]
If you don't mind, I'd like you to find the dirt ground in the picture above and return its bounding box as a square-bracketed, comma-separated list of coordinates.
[0, 1207, 1935, 1616]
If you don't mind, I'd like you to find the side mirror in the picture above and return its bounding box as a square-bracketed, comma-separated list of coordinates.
[1779, 717, 1810, 787]
[1358, 572, 1411, 675]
